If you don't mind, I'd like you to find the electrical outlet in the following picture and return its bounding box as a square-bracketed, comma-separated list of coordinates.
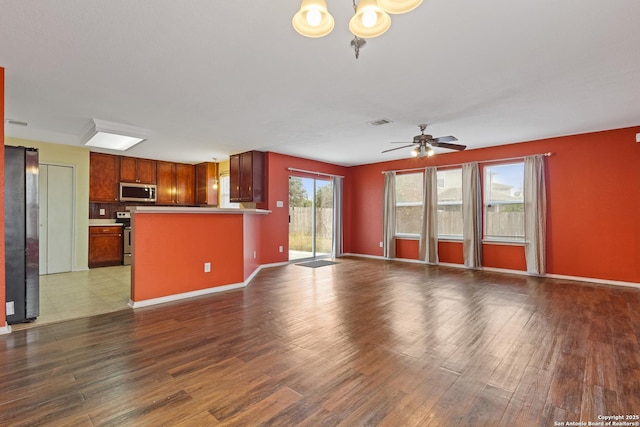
[253, 250, 257, 259]
[204, 262, 211, 273]
[276, 200, 284, 208]
[6, 301, 15, 316]
[279, 246, 283, 253]
[99, 209, 106, 216]
[379, 241, 383, 248]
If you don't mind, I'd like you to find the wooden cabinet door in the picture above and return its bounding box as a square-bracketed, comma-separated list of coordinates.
[90, 153, 119, 202]
[196, 162, 219, 206]
[136, 159, 156, 184]
[229, 154, 240, 202]
[120, 157, 138, 182]
[121, 157, 156, 184]
[88, 227, 123, 268]
[239, 152, 254, 201]
[156, 161, 176, 204]
[175, 163, 195, 205]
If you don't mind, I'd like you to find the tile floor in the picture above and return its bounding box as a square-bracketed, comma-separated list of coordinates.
[11, 265, 131, 331]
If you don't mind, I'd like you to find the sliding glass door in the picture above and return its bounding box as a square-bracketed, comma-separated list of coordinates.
[289, 176, 333, 261]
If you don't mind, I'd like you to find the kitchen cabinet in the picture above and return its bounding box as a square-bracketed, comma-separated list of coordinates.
[120, 156, 156, 184]
[89, 152, 120, 202]
[88, 225, 123, 268]
[156, 161, 195, 205]
[230, 150, 264, 203]
[195, 162, 219, 206]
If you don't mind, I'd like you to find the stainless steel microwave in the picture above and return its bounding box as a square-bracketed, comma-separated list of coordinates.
[119, 182, 157, 202]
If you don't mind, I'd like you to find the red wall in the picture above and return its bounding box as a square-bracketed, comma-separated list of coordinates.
[349, 126, 640, 283]
[259, 152, 352, 264]
[1, 67, 5, 323]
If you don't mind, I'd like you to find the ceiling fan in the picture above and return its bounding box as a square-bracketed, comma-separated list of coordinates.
[382, 124, 466, 157]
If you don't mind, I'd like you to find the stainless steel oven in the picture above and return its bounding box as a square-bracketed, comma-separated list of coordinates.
[123, 227, 132, 265]
[116, 211, 132, 265]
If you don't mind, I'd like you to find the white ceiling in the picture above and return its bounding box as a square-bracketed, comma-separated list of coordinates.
[2, 0, 639, 166]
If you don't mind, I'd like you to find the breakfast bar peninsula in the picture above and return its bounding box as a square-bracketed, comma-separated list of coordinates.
[127, 206, 270, 307]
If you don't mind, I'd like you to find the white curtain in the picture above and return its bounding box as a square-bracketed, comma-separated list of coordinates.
[462, 162, 482, 268]
[382, 171, 396, 258]
[419, 167, 439, 264]
[524, 155, 547, 275]
[332, 175, 344, 258]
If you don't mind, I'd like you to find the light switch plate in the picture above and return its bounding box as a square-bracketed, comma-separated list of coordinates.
[276, 200, 284, 208]
[204, 262, 211, 273]
[99, 209, 106, 216]
[6, 301, 14, 316]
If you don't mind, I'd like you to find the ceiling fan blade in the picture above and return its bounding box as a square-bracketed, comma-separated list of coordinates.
[389, 141, 414, 144]
[432, 135, 458, 143]
[382, 144, 415, 153]
[432, 142, 467, 151]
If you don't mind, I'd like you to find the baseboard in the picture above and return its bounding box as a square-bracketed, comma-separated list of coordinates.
[0, 323, 12, 335]
[129, 282, 246, 308]
[346, 253, 640, 290]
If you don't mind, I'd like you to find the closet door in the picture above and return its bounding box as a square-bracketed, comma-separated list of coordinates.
[39, 164, 74, 274]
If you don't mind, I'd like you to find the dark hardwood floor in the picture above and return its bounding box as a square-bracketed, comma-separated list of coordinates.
[2, 256, 640, 426]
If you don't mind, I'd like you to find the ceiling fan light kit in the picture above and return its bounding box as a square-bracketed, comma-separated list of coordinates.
[292, 0, 421, 57]
[382, 124, 466, 158]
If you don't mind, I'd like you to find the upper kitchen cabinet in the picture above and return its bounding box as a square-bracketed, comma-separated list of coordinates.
[195, 162, 219, 206]
[89, 152, 119, 202]
[230, 150, 264, 203]
[156, 161, 195, 205]
[120, 156, 156, 184]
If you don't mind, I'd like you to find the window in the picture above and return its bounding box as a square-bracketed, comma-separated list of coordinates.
[395, 172, 423, 235]
[219, 175, 239, 208]
[484, 163, 524, 241]
[437, 168, 463, 238]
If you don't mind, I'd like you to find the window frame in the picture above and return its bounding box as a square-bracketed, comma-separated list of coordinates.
[482, 162, 525, 243]
[436, 168, 463, 241]
[394, 172, 424, 238]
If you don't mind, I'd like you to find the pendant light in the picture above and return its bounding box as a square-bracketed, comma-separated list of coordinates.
[377, 0, 423, 14]
[292, 0, 335, 38]
[348, 0, 391, 38]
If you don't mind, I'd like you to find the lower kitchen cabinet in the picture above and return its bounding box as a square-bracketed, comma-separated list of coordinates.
[88, 226, 123, 268]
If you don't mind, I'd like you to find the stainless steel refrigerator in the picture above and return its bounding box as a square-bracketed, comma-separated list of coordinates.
[4, 146, 39, 324]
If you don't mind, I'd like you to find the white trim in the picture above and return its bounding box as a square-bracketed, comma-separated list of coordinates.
[129, 282, 246, 308]
[128, 261, 290, 309]
[544, 273, 640, 290]
[342, 252, 386, 260]
[0, 323, 12, 335]
[345, 253, 640, 290]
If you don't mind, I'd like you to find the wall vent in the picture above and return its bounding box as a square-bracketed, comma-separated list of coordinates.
[5, 119, 28, 126]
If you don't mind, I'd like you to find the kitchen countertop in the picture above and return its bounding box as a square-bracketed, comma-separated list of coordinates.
[127, 206, 271, 215]
[88, 220, 124, 226]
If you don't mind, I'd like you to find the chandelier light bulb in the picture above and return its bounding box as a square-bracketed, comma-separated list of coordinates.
[306, 8, 322, 26]
[349, 0, 391, 38]
[427, 148, 435, 157]
[362, 10, 378, 28]
[292, 0, 334, 38]
[411, 148, 419, 157]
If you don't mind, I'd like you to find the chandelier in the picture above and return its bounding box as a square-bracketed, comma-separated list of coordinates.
[292, 0, 422, 58]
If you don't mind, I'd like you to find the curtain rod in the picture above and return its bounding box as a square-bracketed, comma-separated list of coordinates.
[381, 152, 553, 174]
[288, 167, 344, 178]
